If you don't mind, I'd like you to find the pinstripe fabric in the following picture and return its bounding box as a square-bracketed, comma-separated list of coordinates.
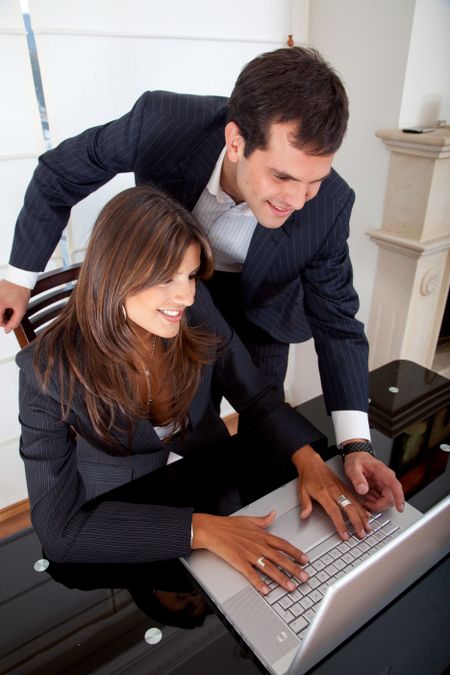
[16, 283, 324, 565]
[11, 90, 368, 413]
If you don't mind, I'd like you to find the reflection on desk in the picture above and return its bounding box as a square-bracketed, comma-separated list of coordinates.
[0, 529, 262, 675]
[369, 360, 450, 504]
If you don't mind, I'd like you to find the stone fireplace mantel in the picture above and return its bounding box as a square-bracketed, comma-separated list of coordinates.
[367, 128, 450, 378]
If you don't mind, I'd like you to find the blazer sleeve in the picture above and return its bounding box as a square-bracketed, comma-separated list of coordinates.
[11, 95, 148, 272]
[17, 352, 193, 564]
[10, 90, 223, 272]
[300, 186, 369, 414]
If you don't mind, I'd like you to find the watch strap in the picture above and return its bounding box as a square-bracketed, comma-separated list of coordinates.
[340, 440, 376, 459]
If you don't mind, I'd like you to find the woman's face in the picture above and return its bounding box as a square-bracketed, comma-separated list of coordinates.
[124, 243, 201, 339]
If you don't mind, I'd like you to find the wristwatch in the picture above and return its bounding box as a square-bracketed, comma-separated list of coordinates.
[339, 440, 376, 460]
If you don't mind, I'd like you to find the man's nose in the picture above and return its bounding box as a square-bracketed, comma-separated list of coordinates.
[289, 184, 307, 211]
[281, 183, 307, 211]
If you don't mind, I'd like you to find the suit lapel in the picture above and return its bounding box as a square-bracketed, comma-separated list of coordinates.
[241, 223, 291, 306]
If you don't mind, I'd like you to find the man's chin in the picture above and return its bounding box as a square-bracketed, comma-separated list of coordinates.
[257, 216, 290, 229]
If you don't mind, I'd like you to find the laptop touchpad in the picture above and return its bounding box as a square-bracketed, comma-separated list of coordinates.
[269, 505, 332, 551]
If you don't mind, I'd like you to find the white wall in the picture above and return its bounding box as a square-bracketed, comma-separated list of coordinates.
[0, 0, 307, 508]
[0, 0, 46, 509]
[399, 0, 450, 127]
[30, 0, 309, 262]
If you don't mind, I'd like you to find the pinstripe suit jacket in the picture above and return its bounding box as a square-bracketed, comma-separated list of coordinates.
[12, 90, 368, 414]
[16, 283, 325, 564]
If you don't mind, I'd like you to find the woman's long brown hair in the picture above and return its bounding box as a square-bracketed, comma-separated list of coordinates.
[34, 186, 217, 449]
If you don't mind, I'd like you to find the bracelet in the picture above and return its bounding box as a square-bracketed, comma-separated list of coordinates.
[340, 440, 376, 460]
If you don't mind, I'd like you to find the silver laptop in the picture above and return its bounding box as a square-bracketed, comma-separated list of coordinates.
[182, 456, 450, 674]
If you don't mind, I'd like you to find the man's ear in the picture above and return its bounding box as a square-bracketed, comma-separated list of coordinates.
[224, 121, 245, 163]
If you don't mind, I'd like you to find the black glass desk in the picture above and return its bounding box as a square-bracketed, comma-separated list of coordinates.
[1, 360, 449, 675]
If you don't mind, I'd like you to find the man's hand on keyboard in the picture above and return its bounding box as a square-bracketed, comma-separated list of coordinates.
[343, 453, 405, 513]
[291, 445, 372, 541]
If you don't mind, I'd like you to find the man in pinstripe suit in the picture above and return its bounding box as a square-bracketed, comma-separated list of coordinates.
[2, 47, 403, 510]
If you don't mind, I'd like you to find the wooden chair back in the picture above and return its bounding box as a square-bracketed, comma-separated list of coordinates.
[14, 263, 81, 348]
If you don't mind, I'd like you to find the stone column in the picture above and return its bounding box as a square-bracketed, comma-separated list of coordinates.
[367, 128, 450, 377]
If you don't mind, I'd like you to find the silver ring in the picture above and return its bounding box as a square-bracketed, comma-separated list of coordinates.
[337, 494, 352, 509]
[256, 556, 266, 568]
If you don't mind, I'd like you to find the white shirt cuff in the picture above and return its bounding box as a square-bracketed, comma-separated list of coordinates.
[331, 410, 371, 447]
[4, 265, 39, 289]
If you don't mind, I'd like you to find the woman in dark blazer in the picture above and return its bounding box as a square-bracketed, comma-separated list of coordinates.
[16, 186, 374, 596]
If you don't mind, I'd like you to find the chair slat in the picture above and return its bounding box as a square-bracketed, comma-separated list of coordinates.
[14, 264, 81, 348]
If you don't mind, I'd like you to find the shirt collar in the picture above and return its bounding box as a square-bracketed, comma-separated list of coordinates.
[206, 147, 254, 216]
[206, 147, 233, 204]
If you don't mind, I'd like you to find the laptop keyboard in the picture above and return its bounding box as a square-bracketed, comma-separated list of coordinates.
[260, 512, 401, 642]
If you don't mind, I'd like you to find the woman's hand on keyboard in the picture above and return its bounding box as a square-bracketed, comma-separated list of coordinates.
[191, 511, 310, 595]
[343, 453, 405, 513]
[291, 445, 372, 541]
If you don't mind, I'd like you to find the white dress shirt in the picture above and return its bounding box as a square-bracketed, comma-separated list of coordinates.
[192, 147, 258, 272]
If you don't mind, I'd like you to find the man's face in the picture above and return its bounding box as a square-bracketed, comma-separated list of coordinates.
[222, 121, 334, 229]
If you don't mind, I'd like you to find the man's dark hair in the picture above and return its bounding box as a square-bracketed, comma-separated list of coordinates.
[227, 47, 349, 157]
